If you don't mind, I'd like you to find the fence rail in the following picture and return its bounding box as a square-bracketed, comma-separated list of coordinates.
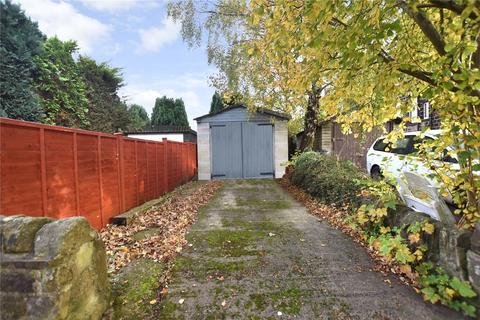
[0, 118, 197, 229]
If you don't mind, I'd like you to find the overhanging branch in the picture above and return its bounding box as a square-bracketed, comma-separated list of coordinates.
[398, 0, 446, 56]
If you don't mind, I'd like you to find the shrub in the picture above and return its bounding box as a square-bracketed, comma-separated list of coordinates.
[291, 151, 367, 208]
[288, 151, 477, 317]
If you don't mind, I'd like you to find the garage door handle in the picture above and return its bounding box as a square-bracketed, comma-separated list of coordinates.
[260, 172, 273, 175]
[211, 174, 226, 178]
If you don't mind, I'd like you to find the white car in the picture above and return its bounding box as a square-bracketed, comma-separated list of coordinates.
[366, 130, 459, 201]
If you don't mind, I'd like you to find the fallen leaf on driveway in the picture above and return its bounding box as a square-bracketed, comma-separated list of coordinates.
[268, 232, 276, 237]
[100, 181, 222, 274]
[178, 298, 185, 304]
[160, 287, 168, 298]
[221, 300, 226, 307]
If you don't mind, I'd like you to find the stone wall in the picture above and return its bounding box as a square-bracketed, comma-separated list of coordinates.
[0, 216, 110, 320]
[387, 206, 480, 295]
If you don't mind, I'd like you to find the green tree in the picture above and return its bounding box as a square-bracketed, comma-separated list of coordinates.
[128, 104, 150, 130]
[247, 1, 480, 226]
[34, 37, 89, 128]
[168, 1, 251, 101]
[151, 96, 189, 127]
[78, 56, 130, 132]
[209, 91, 224, 113]
[0, 0, 45, 121]
[171, 0, 480, 225]
[173, 98, 189, 126]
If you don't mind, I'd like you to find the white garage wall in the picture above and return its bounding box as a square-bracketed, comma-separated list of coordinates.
[126, 133, 184, 142]
[274, 120, 288, 178]
[197, 122, 211, 180]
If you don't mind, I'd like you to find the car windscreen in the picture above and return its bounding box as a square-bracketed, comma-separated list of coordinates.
[389, 137, 410, 154]
[372, 137, 410, 154]
[373, 139, 388, 151]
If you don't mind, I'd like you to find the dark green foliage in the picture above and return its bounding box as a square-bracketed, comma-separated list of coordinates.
[0, 0, 45, 121]
[173, 98, 189, 126]
[34, 37, 89, 128]
[128, 104, 150, 130]
[78, 56, 130, 132]
[151, 96, 189, 127]
[209, 91, 224, 113]
[291, 151, 367, 208]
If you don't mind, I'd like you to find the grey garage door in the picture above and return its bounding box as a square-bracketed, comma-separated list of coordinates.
[210, 122, 273, 179]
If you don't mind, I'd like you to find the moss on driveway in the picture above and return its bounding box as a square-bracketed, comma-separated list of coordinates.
[156, 180, 463, 319]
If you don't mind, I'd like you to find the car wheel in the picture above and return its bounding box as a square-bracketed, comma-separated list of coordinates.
[371, 166, 383, 180]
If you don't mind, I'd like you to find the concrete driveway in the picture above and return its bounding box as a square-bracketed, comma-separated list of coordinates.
[157, 180, 464, 319]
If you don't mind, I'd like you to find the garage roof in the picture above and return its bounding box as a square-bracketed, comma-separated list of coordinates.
[194, 104, 290, 121]
[124, 125, 197, 135]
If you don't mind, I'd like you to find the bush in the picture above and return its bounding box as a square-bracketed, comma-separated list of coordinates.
[291, 151, 367, 208]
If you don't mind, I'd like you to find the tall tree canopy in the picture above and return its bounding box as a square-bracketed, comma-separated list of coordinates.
[209, 91, 224, 113]
[128, 104, 150, 130]
[170, 0, 480, 225]
[151, 96, 189, 127]
[34, 37, 89, 128]
[246, 0, 480, 226]
[78, 56, 130, 133]
[168, 1, 251, 99]
[0, 0, 45, 121]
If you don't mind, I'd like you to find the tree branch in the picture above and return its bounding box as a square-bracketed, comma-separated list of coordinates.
[199, 10, 246, 17]
[379, 49, 437, 86]
[398, 0, 446, 56]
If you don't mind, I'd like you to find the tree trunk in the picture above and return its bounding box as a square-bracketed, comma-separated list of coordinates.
[300, 84, 322, 151]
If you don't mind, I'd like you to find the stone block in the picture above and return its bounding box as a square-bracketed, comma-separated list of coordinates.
[467, 250, 480, 294]
[0, 271, 35, 293]
[1, 215, 53, 253]
[386, 205, 414, 228]
[471, 222, 480, 254]
[437, 226, 471, 281]
[0, 216, 110, 320]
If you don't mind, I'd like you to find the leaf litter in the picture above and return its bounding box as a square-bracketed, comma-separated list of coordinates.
[100, 181, 223, 274]
[278, 177, 419, 287]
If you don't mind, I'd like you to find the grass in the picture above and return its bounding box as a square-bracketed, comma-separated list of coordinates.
[110, 258, 164, 319]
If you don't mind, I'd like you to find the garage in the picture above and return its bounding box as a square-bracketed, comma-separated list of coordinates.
[195, 105, 289, 180]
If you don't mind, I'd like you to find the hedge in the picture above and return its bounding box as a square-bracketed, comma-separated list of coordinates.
[290, 151, 368, 209]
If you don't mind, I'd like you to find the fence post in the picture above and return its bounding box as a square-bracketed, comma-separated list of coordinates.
[134, 140, 139, 205]
[115, 133, 125, 213]
[145, 142, 149, 200]
[73, 133, 80, 216]
[155, 143, 159, 197]
[163, 138, 168, 192]
[97, 136, 104, 227]
[39, 128, 48, 217]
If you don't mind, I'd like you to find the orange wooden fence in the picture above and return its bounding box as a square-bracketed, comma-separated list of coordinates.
[0, 118, 197, 229]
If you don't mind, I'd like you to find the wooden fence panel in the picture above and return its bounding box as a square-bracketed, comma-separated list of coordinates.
[147, 143, 157, 200]
[122, 140, 137, 211]
[77, 133, 102, 229]
[166, 142, 174, 191]
[100, 136, 121, 222]
[0, 118, 197, 229]
[136, 141, 148, 205]
[44, 129, 77, 219]
[0, 123, 43, 216]
[156, 143, 165, 197]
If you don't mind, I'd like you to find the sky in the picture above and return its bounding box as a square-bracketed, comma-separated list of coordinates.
[16, 0, 216, 129]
